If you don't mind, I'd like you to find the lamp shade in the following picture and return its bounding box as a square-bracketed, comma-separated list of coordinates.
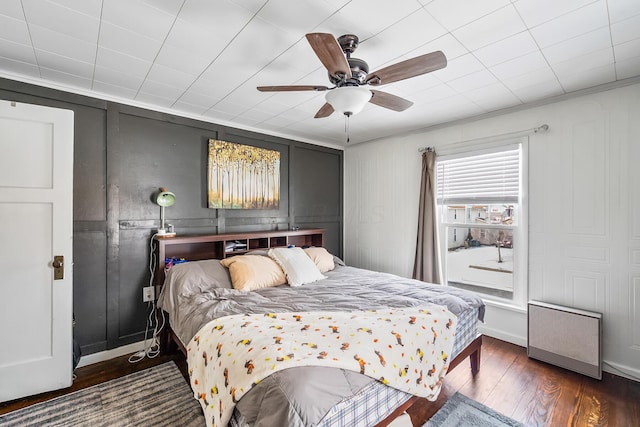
[325, 86, 372, 116]
[156, 188, 175, 207]
[155, 188, 176, 236]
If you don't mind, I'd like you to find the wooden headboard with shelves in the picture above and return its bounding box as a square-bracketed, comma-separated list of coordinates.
[153, 228, 324, 287]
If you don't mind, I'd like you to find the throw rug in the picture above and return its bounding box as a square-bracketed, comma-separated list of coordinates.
[0, 361, 203, 427]
[425, 392, 524, 427]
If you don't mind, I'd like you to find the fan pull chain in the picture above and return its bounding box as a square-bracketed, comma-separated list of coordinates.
[345, 114, 350, 144]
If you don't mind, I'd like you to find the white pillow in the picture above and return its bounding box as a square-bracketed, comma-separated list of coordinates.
[268, 247, 326, 286]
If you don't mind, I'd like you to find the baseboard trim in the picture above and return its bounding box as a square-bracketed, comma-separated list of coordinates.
[76, 340, 146, 369]
[479, 324, 527, 347]
[603, 360, 640, 382]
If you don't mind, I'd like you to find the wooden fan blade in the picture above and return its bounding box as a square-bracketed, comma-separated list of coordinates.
[366, 51, 447, 86]
[314, 103, 334, 118]
[306, 33, 352, 79]
[257, 85, 329, 92]
[369, 90, 414, 112]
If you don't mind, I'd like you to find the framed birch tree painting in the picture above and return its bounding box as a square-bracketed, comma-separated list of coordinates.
[207, 139, 280, 209]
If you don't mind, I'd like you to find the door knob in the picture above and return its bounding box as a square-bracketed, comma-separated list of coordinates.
[53, 256, 64, 280]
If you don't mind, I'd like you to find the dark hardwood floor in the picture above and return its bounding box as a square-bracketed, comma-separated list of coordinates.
[2, 337, 638, 426]
[408, 337, 640, 427]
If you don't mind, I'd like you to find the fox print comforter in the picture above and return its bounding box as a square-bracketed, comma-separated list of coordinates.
[187, 305, 457, 427]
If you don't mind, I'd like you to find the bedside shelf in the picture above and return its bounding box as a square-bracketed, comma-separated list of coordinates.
[154, 228, 324, 286]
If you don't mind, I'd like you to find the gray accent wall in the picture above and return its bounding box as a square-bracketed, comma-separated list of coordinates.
[0, 78, 343, 355]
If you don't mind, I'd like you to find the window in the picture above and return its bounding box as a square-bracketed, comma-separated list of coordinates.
[436, 143, 527, 305]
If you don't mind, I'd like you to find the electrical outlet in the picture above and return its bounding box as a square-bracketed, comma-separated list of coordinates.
[142, 286, 155, 302]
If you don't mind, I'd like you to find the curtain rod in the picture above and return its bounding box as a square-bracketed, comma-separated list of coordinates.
[418, 124, 549, 152]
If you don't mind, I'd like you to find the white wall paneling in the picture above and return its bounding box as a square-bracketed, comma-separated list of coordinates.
[344, 82, 640, 379]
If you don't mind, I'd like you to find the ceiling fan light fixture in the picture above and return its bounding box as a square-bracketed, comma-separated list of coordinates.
[325, 86, 372, 116]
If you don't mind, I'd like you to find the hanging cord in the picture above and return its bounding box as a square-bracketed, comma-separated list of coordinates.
[344, 113, 351, 144]
[129, 233, 166, 363]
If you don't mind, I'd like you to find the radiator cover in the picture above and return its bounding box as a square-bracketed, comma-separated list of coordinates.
[527, 301, 602, 379]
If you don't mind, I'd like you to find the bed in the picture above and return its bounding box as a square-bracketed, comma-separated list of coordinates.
[154, 229, 484, 427]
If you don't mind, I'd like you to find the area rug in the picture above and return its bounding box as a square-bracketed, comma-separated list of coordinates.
[0, 362, 204, 426]
[425, 392, 524, 427]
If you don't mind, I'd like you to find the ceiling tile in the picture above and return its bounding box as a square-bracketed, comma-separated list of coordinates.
[500, 63, 559, 91]
[0, 14, 32, 45]
[92, 80, 138, 99]
[163, 18, 229, 60]
[135, 90, 176, 108]
[260, 114, 298, 130]
[172, 100, 209, 115]
[529, 0, 609, 48]
[50, 0, 103, 18]
[436, 54, 485, 82]
[376, 8, 447, 51]
[550, 47, 614, 77]
[178, 0, 256, 36]
[101, 0, 177, 42]
[39, 66, 92, 89]
[607, 0, 640, 23]
[611, 14, 640, 46]
[95, 46, 152, 77]
[542, 27, 611, 65]
[0, 0, 25, 20]
[141, 0, 186, 16]
[390, 73, 441, 95]
[198, 18, 298, 93]
[453, 5, 527, 51]
[258, 0, 338, 35]
[22, 0, 100, 43]
[615, 54, 640, 79]
[448, 69, 498, 93]
[175, 90, 220, 109]
[423, 94, 485, 118]
[409, 33, 469, 62]
[29, 24, 97, 63]
[35, 49, 94, 78]
[205, 99, 247, 117]
[473, 31, 539, 67]
[614, 38, 640, 62]
[98, 21, 163, 62]
[509, 79, 564, 102]
[413, 83, 458, 102]
[464, 82, 522, 110]
[0, 38, 36, 64]
[138, 78, 185, 100]
[0, 56, 40, 78]
[93, 65, 145, 90]
[556, 63, 616, 92]
[514, 0, 598, 28]
[202, 107, 237, 122]
[425, 0, 510, 31]
[321, 0, 422, 38]
[490, 51, 549, 80]
[182, 77, 226, 99]
[146, 63, 196, 88]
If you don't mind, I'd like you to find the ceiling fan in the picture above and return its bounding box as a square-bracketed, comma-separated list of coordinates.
[257, 33, 447, 119]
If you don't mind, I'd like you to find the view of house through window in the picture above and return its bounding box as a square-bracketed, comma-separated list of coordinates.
[437, 145, 524, 301]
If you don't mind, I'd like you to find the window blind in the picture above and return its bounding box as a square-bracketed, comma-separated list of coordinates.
[437, 147, 520, 204]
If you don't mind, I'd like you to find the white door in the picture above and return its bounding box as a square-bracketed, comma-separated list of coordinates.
[0, 100, 74, 402]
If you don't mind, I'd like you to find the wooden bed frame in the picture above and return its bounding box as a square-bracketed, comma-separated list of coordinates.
[154, 229, 482, 426]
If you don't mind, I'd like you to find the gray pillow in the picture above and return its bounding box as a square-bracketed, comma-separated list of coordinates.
[169, 259, 233, 296]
